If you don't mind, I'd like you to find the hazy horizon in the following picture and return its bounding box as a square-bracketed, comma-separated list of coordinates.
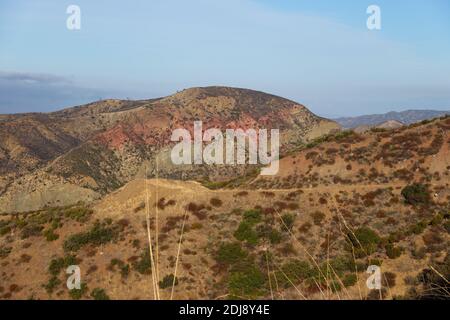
[0, 83, 449, 119]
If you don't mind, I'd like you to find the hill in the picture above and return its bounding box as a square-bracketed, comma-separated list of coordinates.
[334, 110, 449, 129]
[354, 120, 404, 134]
[0, 87, 339, 213]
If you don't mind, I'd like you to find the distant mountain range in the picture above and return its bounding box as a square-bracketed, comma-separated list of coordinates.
[334, 109, 450, 129]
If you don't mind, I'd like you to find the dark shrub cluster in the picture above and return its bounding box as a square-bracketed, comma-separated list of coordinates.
[311, 211, 325, 226]
[109, 258, 130, 278]
[401, 184, 431, 206]
[234, 209, 263, 245]
[347, 227, 381, 256]
[133, 247, 152, 275]
[228, 260, 266, 299]
[215, 242, 247, 266]
[48, 255, 78, 276]
[90, 288, 110, 300]
[280, 213, 295, 232]
[157, 198, 176, 210]
[385, 244, 403, 259]
[159, 274, 178, 289]
[69, 283, 88, 300]
[63, 220, 120, 252]
[210, 198, 223, 207]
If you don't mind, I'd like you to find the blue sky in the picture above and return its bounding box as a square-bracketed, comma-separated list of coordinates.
[0, 0, 449, 116]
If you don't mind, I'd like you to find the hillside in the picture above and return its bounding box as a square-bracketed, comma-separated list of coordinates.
[0, 87, 339, 213]
[335, 110, 449, 129]
[0, 116, 448, 300]
[249, 116, 449, 190]
[354, 120, 404, 134]
[0, 99, 148, 197]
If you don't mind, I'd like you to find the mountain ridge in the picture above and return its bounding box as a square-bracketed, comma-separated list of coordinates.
[334, 109, 449, 128]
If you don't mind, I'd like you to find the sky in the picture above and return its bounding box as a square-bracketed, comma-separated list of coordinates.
[0, 0, 449, 117]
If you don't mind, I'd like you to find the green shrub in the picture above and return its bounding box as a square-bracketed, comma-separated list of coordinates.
[256, 225, 282, 244]
[43, 228, 59, 242]
[64, 255, 78, 266]
[63, 221, 118, 252]
[233, 209, 264, 245]
[110, 258, 122, 267]
[0, 246, 12, 259]
[48, 258, 64, 276]
[268, 229, 283, 244]
[90, 288, 110, 300]
[63, 206, 93, 223]
[408, 220, 428, 235]
[120, 264, 130, 278]
[385, 244, 403, 259]
[133, 247, 152, 275]
[159, 274, 178, 289]
[229, 265, 266, 299]
[305, 130, 357, 148]
[44, 276, 61, 294]
[110, 258, 130, 278]
[278, 259, 315, 287]
[234, 221, 259, 245]
[328, 256, 356, 275]
[69, 283, 88, 300]
[243, 209, 262, 225]
[48, 255, 78, 276]
[347, 227, 381, 255]
[0, 225, 11, 236]
[216, 242, 247, 266]
[330, 280, 342, 292]
[21, 224, 43, 239]
[343, 274, 358, 287]
[281, 213, 295, 232]
[401, 184, 430, 206]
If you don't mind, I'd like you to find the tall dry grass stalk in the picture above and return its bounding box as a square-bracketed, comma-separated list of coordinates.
[144, 165, 160, 300]
[265, 249, 274, 300]
[154, 159, 161, 289]
[171, 209, 189, 300]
